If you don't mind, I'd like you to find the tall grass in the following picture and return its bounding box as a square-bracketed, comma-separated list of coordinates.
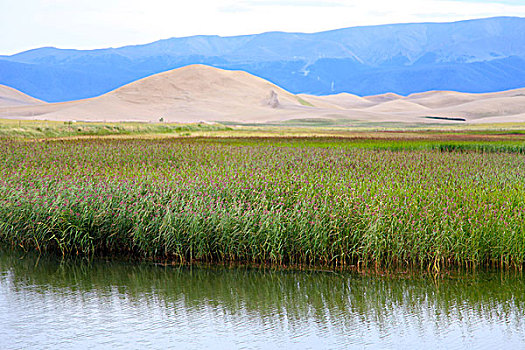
[203, 137, 525, 154]
[0, 137, 524, 270]
[0, 121, 230, 139]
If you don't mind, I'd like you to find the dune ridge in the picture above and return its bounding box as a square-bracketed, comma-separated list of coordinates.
[1, 65, 524, 124]
[0, 84, 44, 107]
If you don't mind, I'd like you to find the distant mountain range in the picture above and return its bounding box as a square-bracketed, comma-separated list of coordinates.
[1, 16, 524, 102]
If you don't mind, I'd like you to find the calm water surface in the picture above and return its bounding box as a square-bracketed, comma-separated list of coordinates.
[1, 249, 524, 349]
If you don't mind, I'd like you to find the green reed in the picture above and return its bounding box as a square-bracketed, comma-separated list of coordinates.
[0, 137, 524, 270]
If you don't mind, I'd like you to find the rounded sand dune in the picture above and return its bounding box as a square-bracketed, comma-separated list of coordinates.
[363, 92, 403, 103]
[0, 84, 45, 107]
[0, 65, 524, 124]
[365, 99, 429, 113]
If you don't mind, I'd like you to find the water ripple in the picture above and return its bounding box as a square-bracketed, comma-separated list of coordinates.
[1, 253, 525, 349]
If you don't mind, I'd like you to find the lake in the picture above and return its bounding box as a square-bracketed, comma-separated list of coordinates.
[1, 248, 524, 349]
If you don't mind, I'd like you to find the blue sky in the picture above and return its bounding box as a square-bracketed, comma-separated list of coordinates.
[1, 0, 524, 55]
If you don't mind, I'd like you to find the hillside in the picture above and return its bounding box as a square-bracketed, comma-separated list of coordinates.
[0, 84, 44, 107]
[0, 65, 309, 123]
[1, 65, 525, 124]
[0, 17, 524, 102]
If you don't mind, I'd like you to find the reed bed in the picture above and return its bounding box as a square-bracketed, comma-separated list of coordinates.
[0, 137, 524, 270]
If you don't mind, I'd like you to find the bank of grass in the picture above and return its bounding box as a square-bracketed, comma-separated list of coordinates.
[201, 137, 525, 154]
[3, 119, 525, 154]
[0, 119, 231, 139]
[0, 136, 524, 271]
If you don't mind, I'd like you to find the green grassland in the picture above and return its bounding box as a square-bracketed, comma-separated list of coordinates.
[0, 119, 231, 139]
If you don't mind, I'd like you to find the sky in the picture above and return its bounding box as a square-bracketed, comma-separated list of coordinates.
[1, 0, 525, 55]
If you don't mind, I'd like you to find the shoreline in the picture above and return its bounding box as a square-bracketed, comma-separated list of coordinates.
[3, 244, 523, 276]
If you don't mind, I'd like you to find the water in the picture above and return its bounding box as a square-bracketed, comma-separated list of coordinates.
[1, 249, 524, 349]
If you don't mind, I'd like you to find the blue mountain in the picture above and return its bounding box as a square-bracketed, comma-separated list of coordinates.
[1, 16, 524, 102]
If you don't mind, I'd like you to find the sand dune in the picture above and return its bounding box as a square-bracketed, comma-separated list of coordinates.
[0, 85, 44, 107]
[405, 91, 479, 109]
[300, 93, 375, 109]
[1, 65, 312, 123]
[364, 99, 429, 113]
[363, 92, 403, 103]
[428, 96, 525, 119]
[0, 65, 524, 124]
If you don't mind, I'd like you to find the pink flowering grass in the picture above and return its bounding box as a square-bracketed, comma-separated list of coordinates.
[0, 137, 524, 270]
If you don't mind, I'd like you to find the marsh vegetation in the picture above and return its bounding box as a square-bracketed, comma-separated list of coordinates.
[1, 128, 524, 270]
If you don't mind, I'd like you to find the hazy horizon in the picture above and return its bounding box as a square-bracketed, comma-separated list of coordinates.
[3, 15, 523, 56]
[2, 0, 525, 55]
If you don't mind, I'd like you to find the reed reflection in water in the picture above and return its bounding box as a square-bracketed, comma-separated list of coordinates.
[0, 250, 524, 349]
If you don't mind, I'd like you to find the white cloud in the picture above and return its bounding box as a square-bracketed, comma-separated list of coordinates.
[1, 0, 524, 54]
